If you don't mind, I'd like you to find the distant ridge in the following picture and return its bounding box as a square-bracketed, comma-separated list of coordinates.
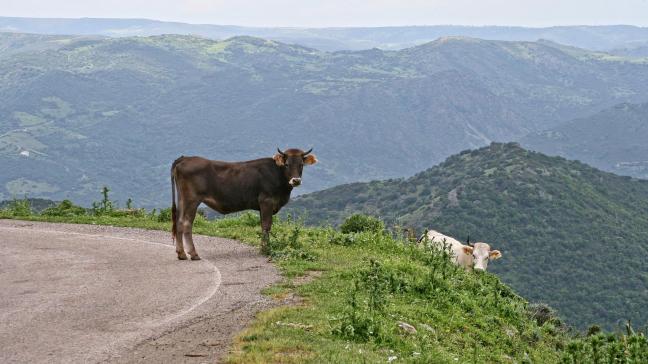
[522, 101, 648, 180]
[2, 33, 648, 206]
[2, 16, 648, 51]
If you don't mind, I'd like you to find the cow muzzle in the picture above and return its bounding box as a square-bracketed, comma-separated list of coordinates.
[289, 178, 302, 187]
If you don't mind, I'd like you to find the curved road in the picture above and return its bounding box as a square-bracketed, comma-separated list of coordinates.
[0, 220, 279, 363]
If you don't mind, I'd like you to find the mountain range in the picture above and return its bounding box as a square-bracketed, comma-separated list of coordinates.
[3, 17, 648, 52]
[287, 143, 648, 330]
[522, 101, 648, 179]
[2, 32, 648, 206]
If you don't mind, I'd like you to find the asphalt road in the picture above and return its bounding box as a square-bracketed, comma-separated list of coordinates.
[0, 220, 279, 363]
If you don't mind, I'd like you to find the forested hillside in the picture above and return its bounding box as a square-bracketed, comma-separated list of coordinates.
[3, 33, 648, 206]
[288, 143, 648, 329]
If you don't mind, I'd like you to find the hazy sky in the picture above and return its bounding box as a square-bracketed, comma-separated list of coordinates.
[2, 0, 648, 27]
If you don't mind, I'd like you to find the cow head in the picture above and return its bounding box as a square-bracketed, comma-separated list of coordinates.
[462, 242, 502, 271]
[273, 148, 318, 187]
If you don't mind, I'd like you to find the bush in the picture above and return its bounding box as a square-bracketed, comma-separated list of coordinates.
[156, 207, 173, 222]
[560, 326, 648, 363]
[340, 214, 384, 234]
[1, 198, 32, 216]
[41, 200, 86, 217]
[527, 303, 564, 328]
[266, 223, 316, 261]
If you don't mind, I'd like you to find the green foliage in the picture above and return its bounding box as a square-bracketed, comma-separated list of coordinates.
[91, 186, 114, 215]
[289, 142, 648, 330]
[156, 207, 173, 222]
[0, 197, 32, 216]
[527, 303, 565, 328]
[41, 200, 86, 217]
[267, 221, 316, 261]
[340, 214, 384, 234]
[560, 325, 648, 364]
[0, 198, 56, 213]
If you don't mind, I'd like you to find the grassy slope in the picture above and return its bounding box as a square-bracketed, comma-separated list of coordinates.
[288, 143, 648, 330]
[0, 211, 567, 363]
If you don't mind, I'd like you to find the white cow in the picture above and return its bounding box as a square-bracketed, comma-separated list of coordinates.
[421, 230, 502, 271]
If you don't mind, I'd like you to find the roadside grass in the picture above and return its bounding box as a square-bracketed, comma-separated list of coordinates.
[2, 198, 646, 363]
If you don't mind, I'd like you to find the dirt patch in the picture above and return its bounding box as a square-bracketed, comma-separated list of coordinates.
[292, 270, 323, 286]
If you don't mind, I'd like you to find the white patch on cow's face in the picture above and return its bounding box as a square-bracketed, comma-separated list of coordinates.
[288, 177, 302, 187]
[472, 243, 492, 271]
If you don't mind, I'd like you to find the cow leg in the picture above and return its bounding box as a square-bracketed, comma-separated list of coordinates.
[180, 200, 201, 260]
[175, 212, 187, 260]
[174, 195, 188, 260]
[259, 202, 274, 255]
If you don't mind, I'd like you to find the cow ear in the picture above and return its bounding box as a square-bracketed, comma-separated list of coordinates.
[303, 154, 318, 165]
[490, 250, 502, 260]
[273, 153, 285, 167]
[462, 246, 473, 255]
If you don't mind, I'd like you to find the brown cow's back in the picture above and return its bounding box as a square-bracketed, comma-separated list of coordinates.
[173, 156, 290, 214]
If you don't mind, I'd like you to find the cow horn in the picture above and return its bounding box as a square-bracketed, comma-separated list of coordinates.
[277, 148, 286, 156]
[303, 148, 313, 156]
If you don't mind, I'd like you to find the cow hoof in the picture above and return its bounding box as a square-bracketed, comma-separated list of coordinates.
[190, 255, 201, 261]
[177, 253, 188, 260]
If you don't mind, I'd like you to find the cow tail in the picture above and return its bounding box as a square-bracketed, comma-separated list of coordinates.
[171, 159, 179, 241]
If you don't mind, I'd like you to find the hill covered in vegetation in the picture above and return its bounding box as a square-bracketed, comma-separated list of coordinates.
[288, 143, 648, 330]
[4, 17, 648, 52]
[3, 200, 648, 363]
[522, 101, 648, 179]
[3, 33, 648, 206]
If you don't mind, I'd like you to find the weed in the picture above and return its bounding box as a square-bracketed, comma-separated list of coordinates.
[41, 200, 86, 217]
[267, 221, 316, 261]
[340, 214, 384, 234]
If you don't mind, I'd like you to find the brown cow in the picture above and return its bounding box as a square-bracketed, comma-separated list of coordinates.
[170, 148, 317, 260]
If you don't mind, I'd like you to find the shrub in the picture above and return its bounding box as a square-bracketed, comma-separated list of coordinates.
[340, 214, 384, 234]
[239, 212, 261, 227]
[527, 303, 564, 328]
[267, 223, 316, 261]
[1, 198, 32, 216]
[156, 207, 173, 222]
[41, 200, 86, 217]
[560, 326, 648, 363]
[328, 231, 358, 246]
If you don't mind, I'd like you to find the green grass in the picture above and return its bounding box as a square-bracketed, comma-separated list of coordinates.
[288, 143, 648, 331]
[2, 200, 646, 363]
